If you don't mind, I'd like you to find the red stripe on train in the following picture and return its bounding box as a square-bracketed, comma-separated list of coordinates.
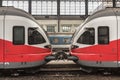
[0, 39, 51, 62]
[71, 40, 120, 61]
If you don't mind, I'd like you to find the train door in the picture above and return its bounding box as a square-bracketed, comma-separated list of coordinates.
[98, 18, 118, 67]
[117, 13, 120, 67]
[0, 14, 4, 68]
[4, 15, 26, 68]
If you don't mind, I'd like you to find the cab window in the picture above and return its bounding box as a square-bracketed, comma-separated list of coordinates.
[98, 26, 109, 44]
[28, 28, 46, 45]
[77, 28, 95, 45]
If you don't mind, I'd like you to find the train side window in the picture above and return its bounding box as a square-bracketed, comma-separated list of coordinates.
[63, 38, 71, 44]
[77, 28, 95, 45]
[28, 28, 46, 45]
[13, 26, 25, 45]
[53, 38, 59, 44]
[98, 26, 109, 44]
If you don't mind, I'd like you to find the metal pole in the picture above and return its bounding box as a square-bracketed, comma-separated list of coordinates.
[29, 0, 32, 14]
[57, 0, 60, 32]
[113, 0, 116, 8]
[0, 0, 2, 7]
[85, 0, 88, 16]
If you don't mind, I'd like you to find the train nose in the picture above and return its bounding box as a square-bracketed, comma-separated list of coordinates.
[44, 45, 52, 49]
[71, 45, 79, 49]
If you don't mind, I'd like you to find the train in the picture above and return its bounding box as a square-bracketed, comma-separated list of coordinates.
[0, 7, 55, 73]
[48, 33, 72, 59]
[68, 8, 120, 71]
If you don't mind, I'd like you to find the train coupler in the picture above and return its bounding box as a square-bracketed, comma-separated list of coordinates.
[67, 56, 78, 61]
[45, 55, 56, 62]
[55, 52, 68, 60]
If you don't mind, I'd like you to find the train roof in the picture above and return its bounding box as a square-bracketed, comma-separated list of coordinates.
[87, 8, 120, 23]
[0, 7, 35, 21]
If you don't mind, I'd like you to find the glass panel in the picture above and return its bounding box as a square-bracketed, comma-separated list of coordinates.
[116, 0, 120, 7]
[98, 27, 109, 44]
[2, 1, 8, 6]
[2, 0, 29, 12]
[63, 38, 71, 44]
[77, 28, 95, 45]
[88, 0, 113, 15]
[47, 26, 55, 32]
[28, 28, 46, 45]
[60, 0, 85, 15]
[62, 25, 71, 32]
[13, 26, 25, 45]
[31, 0, 57, 15]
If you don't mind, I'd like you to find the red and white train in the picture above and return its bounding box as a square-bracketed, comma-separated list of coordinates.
[68, 8, 120, 69]
[0, 7, 54, 71]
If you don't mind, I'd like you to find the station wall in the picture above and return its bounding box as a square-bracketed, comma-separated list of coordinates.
[37, 20, 84, 33]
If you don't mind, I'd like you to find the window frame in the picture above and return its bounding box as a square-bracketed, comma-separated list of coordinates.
[62, 25, 71, 32]
[13, 26, 25, 45]
[47, 25, 55, 32]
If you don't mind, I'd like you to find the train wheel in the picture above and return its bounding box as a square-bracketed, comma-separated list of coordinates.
[80, 67, 99, 74]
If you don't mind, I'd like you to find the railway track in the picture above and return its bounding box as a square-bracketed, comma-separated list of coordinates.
[40, 64, 81, 71]
[0, 63, 86, 77]
[1, 63, 120, 80]
[0, 60, 119, 80]
[37, 64, 85, 77]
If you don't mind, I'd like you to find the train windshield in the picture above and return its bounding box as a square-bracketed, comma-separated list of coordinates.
[77, 28, 95, 45]
[28, 28, 46, 45]
[49, 36, 71, 45]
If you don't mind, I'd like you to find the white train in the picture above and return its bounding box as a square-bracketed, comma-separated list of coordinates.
[0, 7, 54, 72]
[68, 8, 120, 70]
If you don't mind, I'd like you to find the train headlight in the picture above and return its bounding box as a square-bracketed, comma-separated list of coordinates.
[71, 45, 79, 49]
[44, 45, 52, 49]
